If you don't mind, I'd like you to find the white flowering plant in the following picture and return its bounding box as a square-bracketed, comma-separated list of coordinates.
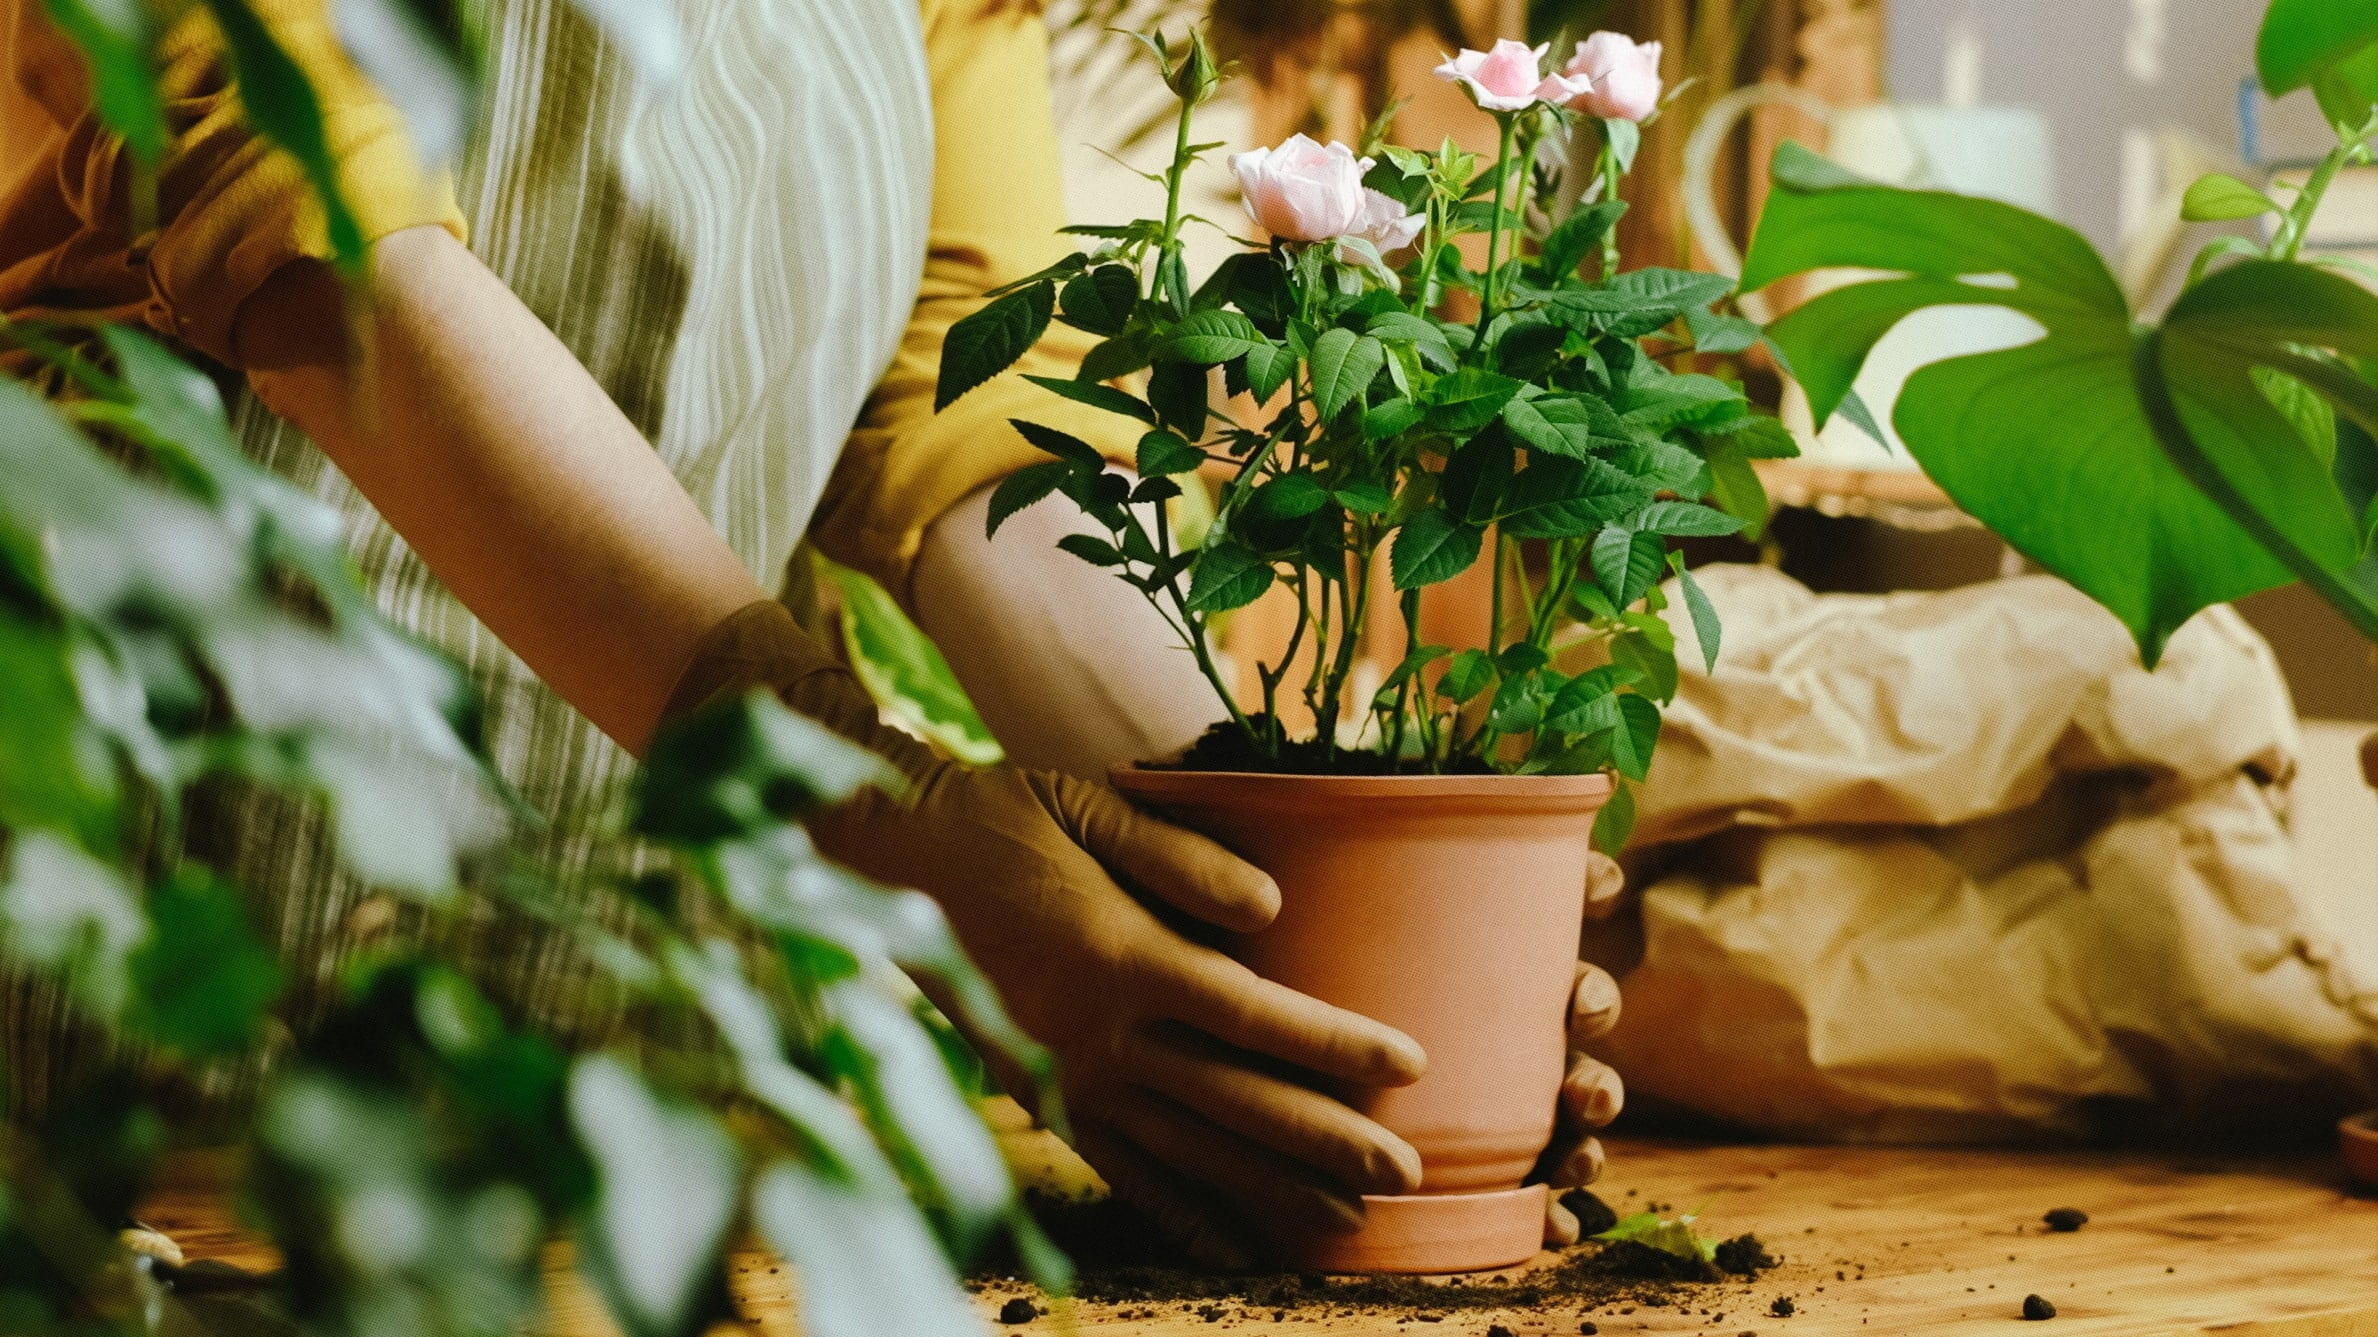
[938, 30, 1794, 848]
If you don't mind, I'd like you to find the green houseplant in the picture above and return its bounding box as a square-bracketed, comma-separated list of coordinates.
[940, 29, 1785, 1272]
[1738, 0, 2378, 666]
[0, 5, 1062, 1336]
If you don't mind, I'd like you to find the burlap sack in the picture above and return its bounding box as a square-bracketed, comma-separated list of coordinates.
[1587, 565, 2378, 1144]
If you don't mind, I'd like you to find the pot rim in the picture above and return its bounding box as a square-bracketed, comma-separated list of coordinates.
[1109, 764, 1614, 804]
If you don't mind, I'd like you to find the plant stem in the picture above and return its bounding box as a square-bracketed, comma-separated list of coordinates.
[1473, 115, 1521, 347]
[1598, 135, 1624, 277]
[1158, 88, 1197, 315]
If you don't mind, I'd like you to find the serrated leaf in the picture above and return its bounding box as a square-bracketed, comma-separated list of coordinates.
[1237, 341, 1296, 402]
[1165, 310, 1267, 364]
[1608, 693, 1663, 782]
[1311, 328, 1386, 420]
[1673, 559, 1722, 672]
[1540, 200, 1627, 282]
[1361, 396, 1425, 439]
[1685, 306, 1763, 354]
[938, 284, 1053, 409]
[1011, 419, 1103, 469]
[1439, 648, 1495, 703]
[1631, 500, 1745, 538]
[1502, 457, 1653, 538]
[1136, 430, 1205, 477]
[1333, 481, 1394, 514]
[1060, 264, 1139, 336]
[983, 461, 1069, 538]
[1024, 373, 1155, 425]
[1390, 509, 1482, 589]
[1253, 473, 1331, 521]
[1426, 368, 1523, 432]
[1591, 528, 1666, 608]
[1056, 534, 1127, 566]
[1185, 542, 1275, 613]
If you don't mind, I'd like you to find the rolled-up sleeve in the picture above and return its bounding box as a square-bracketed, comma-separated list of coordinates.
[806, 0, 1139, 598]
[0, 0, 462, 367]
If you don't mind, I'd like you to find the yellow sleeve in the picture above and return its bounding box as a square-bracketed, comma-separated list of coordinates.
[0, 0, 462, 367]
[807, 0, 1141, 598]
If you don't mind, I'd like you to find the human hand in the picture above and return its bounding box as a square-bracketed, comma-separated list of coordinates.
[1537, 851, 1628, 1248]
[817, 765, 1429, 1267]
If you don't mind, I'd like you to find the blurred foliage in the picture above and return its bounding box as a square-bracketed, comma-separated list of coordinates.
[2, 3, 1058, 1335]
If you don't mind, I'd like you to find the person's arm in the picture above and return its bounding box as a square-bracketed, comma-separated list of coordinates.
[234, 227, 764, 752]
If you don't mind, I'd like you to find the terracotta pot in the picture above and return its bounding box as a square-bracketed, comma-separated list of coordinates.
[1108, 767, 1611, 1274]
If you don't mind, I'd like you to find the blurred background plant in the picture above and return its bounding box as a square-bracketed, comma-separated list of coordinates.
[0, 3, 1062, 1335]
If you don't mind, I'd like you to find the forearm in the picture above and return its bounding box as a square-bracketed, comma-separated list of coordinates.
[234, 225, 767, 753]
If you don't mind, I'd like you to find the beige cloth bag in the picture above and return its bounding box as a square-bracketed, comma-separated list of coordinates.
[1588, 565, 2378, 1144]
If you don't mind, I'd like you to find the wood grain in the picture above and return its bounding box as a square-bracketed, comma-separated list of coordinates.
[143, 1135, 2378, 1336]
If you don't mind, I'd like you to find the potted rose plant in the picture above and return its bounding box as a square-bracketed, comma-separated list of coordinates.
[938, 29, 1786, 1272]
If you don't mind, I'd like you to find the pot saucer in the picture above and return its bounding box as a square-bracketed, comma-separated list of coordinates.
[2344, 1109, 2378, 1190]
[1284, 1185, 1546, 1275]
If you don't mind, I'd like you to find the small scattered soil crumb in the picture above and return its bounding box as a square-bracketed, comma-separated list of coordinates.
[1579, 1325, 1598, 1334]
[2041, 1208, 2088, 1233]
[996, 1297, 1040, 1324]
[2022, 1294, 2058, 1321]
[1770, 1296, 1796, 1317]
[1487, 1326, 1515, 1337]
[1560, 1189, 1620, 1237]
[1715, 1234, 1779, 1277]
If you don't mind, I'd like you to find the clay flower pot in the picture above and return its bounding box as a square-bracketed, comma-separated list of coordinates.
[1109, 767, 1611, 1273]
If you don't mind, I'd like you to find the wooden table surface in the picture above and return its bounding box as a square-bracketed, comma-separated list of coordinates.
[143, 1133, 2378, 1337]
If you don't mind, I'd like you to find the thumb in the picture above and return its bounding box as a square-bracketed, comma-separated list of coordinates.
[1032, 773, 1281, 934]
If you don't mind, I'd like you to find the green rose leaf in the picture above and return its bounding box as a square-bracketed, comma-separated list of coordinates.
[1165, 309, 1268, 365]
[1060, 264, 1140, 336]
[570, 1057, 742, 1337]
[1311, 328, 1387, 421]
[1439, 648, 1495, 704]
[984, 460, 1070, 538]
[1024, 373, 1156, 425]
[1136, 429, 1206, 477]
[1185, 542, 1276, 613]
[1630, 500, 1746, 538]
[1390, 509, 1483, 589]
[938, 283, 1054, 409]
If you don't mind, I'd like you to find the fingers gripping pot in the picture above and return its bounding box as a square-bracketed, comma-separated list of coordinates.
[1109, 768, 1610, 1273]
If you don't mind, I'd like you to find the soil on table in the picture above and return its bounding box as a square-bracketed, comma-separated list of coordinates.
[974, 1192, 1780, 1326]
[1150, 719, 1499, 776]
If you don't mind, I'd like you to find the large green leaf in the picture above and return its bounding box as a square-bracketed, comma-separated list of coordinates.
[199, 0, 366, 270]
[569, 1057, 741, 1337]
[814, 554, 1004, 767]
[2257, 0, 2378, 96]
[2146, 261, 2378, 640]
[1743, 145, 2295, 663]
[40, 0, 165, 163]
[1389, 509, 1482, 589]
[754, 1161, 981, 1337]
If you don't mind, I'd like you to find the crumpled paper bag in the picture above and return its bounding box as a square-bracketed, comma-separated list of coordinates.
[1587, 564, 2378, 1144]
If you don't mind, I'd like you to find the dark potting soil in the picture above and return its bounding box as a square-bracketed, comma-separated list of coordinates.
[974, 1193, 1777, 1319]
[1560, 1188, 1621, 1237]
[1714, 1234, 1780, 1276]
[2040, 1208, 2088, 1233]
[2022, 1293, 2058, 1320]
[1150, 718, 1499, 776]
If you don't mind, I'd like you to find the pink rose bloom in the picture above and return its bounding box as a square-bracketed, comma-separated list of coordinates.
[1231, 134, 1373, 241]
[1333, 188, 1426, 265]
[1434, 39, 1592, 113]
[1562, 32, 1664, 122]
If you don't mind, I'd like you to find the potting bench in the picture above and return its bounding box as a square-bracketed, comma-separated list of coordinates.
[141, 1128, 2378, 1336]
